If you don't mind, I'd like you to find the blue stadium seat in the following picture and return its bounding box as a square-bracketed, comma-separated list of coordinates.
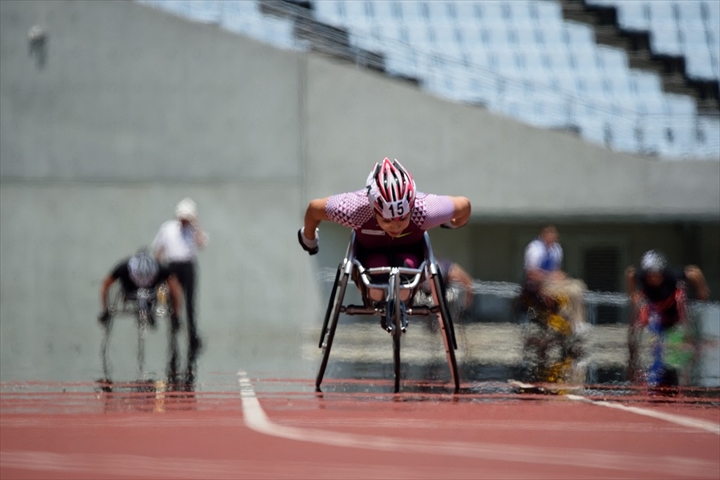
[453, 1, 482, 26]
[617, 1, 650, 32]
[664, 94, 697, 117]
[313, 0, 343, 28]
[685, 46, 717, 80]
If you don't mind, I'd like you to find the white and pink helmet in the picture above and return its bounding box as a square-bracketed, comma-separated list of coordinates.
[366, 158, 416, 220]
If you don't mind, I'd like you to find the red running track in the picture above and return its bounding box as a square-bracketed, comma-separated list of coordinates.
[1, 378, 719, 479]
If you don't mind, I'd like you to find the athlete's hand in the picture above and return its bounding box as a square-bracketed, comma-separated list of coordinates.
[441, 220, 462, 229]
[98, 310, 111, 325]
[298, 228, 319, 255]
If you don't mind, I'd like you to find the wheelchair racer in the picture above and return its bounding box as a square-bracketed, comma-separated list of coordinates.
[98, 249, 182, 330]
[625, 250, 709, 387]
[299, 158, 471, 324]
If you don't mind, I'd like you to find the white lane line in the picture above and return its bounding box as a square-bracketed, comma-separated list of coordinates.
[565, 394, 720, 436]
[236, 371, 719, 478]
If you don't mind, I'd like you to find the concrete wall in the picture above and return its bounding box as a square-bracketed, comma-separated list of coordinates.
[0, 0, 319, 382]
[1, 0, 718, 381]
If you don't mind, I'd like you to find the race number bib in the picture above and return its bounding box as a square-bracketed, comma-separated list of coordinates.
[381, 199, 409, 220]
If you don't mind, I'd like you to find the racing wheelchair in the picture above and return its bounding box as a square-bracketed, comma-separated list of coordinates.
[100, 282, 172, 380]
[316, 231, 460, 393]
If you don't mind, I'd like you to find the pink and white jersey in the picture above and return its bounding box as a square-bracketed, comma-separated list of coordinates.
[326, 190, 455, 249]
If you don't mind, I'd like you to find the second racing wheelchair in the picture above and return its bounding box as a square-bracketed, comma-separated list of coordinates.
[316, 231, 460, 393]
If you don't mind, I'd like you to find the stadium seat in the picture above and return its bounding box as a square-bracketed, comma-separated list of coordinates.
[617, 1, 650, 32]
[696, 116, 720, 159]
[596, 45, 629, 73]
[648, 1, 677, 23]
[675, 1, 704, 24]
[576, 113, 611, 148]
[397, 1, 428, 26]
[607, 116, 641, 154]
[367, 0, 401, 25]
[629, 70, 665, 98]
[313, 0, 344, 28]
[664, 94, 697, 117]
[685, 47, 717, 80]
[649, 27, 683, 57]
[529, 0, 564, 25]
[563, 21, 596, 48]
[453, 1, 482, 26]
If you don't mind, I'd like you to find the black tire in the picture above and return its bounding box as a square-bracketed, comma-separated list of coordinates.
[433, 273, 458, 350]
[432, 273, 460, 393]
[136, 310, 148, 375]
[315, 270, 349, 392]
[100, 316, 114, 381]
[319, 264, 342, 348]
[392, 292, 402, 394]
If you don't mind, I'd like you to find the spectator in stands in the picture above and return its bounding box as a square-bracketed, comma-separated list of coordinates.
[521, 225, 588, 336]
[98, 248, 182, 330]
[625, 250, 709, 387]
[152, 198, 209, 353]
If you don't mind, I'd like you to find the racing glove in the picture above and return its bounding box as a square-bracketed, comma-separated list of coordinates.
[441, 220, 461, 229]
[98, 310, 111, 325]
[298, 227, 319, 255]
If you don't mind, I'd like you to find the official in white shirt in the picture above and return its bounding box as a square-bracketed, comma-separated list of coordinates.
[152, 198, 208, 353]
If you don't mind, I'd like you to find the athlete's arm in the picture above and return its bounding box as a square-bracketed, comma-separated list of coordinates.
[447, 263, 475, 308]
[447, 196, 471, 228]
[100, 275, 115, 311]
[625, 266, 637, 299]
[303, 197, 330, 240]
[685, 265, 710, 300]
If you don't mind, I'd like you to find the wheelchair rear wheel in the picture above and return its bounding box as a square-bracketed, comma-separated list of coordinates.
[432, 273, 460, 393]
[315, 265, 350, 392]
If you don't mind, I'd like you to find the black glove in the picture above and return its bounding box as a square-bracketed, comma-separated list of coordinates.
[170, 313, 181, 333]
[298, 228, 319, 255]
[441, 221, 461, 229]
[98, 310, 111, 325]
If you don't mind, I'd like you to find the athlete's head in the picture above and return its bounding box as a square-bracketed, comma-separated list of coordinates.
[175, 198, 197, 223]
[366, 158, 416, 220]
[641, 250, 666, 273]
[128, 249, 159, 288]
[641, 250, 666, 287]
[539, 225, 558, 246]
[366, 158, 416, 237]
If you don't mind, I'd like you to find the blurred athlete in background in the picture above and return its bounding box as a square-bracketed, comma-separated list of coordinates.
[625, 250, 710, 388]
[521, 225, 588, 338]
[99, 248, 182, 330]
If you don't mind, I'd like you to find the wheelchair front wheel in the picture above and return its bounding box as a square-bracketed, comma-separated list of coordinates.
[392, 293, 403, 394]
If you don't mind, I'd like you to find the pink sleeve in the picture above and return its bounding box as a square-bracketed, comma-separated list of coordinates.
[325, 190, 374, 229]
[412, 193, 455, 230]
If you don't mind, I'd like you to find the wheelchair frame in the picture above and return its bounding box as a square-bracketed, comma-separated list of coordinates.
[316, 231, 460, 393]
[101, 283, 171, 379]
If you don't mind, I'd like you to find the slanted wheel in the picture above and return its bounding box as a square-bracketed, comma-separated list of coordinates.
[431, 272, 460, 393]
[319, 264, 342, 348]
[315, 266, 350, 392]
